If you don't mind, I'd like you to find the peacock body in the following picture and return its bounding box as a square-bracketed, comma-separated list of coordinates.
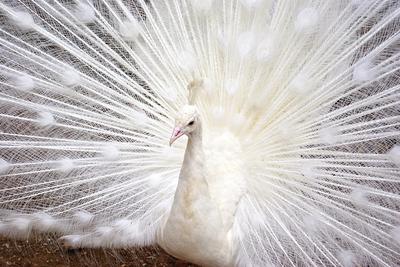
[0, 0, 400, 266]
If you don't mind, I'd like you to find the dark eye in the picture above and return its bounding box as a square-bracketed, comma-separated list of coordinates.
[188, 120, 195, 126]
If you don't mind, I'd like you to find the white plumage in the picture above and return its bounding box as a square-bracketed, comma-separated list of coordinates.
[0, 0, 400, 266]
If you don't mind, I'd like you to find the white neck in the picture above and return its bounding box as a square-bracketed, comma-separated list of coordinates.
[179, 123, 205, 182]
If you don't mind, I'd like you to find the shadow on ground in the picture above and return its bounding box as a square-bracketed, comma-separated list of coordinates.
[0, 236, 197, 267]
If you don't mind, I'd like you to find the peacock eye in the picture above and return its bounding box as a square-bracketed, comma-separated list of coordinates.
[188, 120, 195, 126]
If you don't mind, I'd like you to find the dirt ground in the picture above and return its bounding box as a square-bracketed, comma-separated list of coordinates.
[0, 235, 197, 267]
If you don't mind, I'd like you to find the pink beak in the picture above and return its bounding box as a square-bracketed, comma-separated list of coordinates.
[169, 127, 184, 146]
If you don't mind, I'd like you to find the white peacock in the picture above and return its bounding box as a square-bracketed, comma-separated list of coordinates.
[0, 1, 399, 266]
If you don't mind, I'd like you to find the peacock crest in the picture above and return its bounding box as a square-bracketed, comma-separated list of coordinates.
[187, 79, 204, 105]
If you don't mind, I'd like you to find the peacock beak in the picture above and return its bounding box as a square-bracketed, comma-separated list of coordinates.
[169, 127, 184, 146]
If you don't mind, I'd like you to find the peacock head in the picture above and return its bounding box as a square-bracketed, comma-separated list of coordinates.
[169, 105, 199, 146]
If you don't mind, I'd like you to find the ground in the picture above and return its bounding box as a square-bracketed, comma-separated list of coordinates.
[0, 236, 197, 267]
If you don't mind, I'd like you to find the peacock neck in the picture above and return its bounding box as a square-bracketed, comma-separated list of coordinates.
[180, 123, 205, 181]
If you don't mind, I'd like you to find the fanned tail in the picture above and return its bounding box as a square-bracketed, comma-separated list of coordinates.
[0, 0, 189, 247]
[0, 0, 399, 266]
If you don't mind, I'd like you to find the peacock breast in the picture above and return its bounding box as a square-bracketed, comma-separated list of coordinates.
[159, 177, 234, 267]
